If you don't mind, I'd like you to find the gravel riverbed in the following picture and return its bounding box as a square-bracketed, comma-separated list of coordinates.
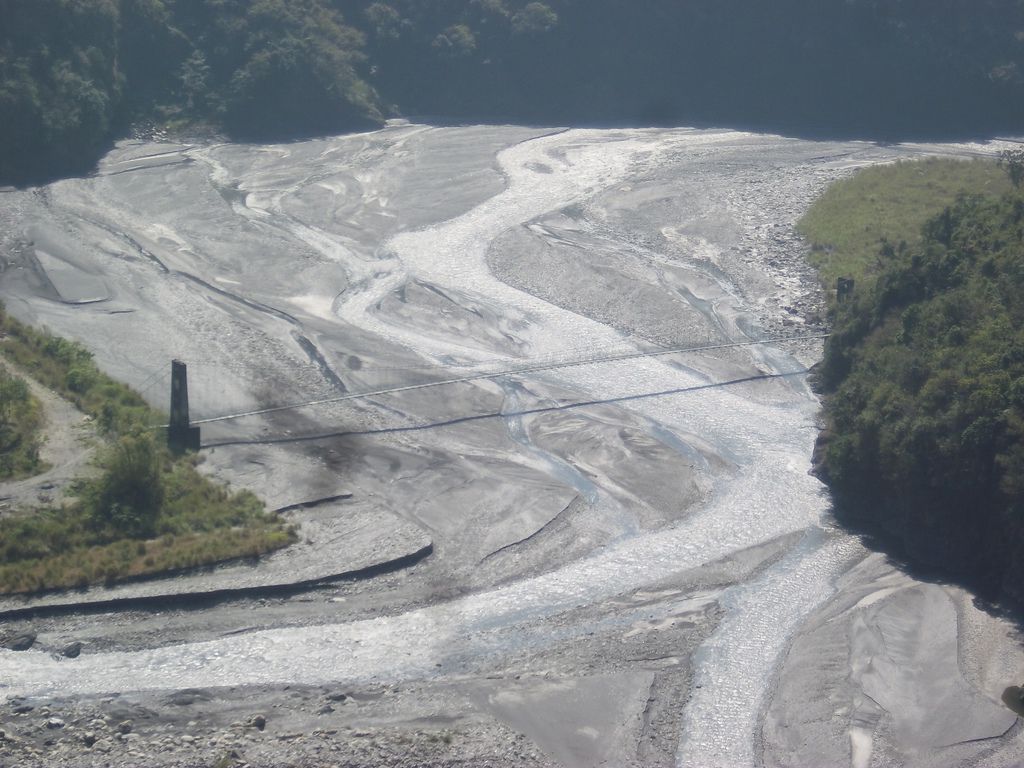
[0, 124, 1021, 767]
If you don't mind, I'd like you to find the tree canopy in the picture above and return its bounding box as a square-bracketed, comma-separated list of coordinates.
[2, 0, 1024, 183]
[817, 172, 1024, 604]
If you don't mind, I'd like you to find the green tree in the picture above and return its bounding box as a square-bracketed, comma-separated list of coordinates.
[220, 0, 378, 138]
[365, 2, 403, 39]
[999, 148, 1024, 188]
[511, 2, 558, 35]
[432, 24, 477, 58]
[86, 432, 165, 539]
[179, 50, 211, 112]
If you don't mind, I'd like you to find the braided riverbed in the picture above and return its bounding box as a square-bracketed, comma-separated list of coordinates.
[0, 125, 1020, 767]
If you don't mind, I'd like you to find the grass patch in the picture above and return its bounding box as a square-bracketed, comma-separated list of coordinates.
[0, 305, 296, 595]
[0, 495, 294, 595]
[0, 307, 154, 434]
[798, 157, 1010, 290]
[0, 367, 44, 479]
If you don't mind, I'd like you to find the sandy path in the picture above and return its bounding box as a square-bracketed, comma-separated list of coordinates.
[0, 358, 95, 512]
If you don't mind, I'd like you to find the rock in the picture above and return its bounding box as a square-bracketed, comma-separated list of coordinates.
[325, 692, 348, 702]
[116, 719, 132, 734]
[249, 714, 266, 731]
[82, 731, 97, 747]
[8, 697, 33, 715]
[45, 717, 65, 729]
[317, 705, 334, 715]
[166, 689, 212, 706]
[7, 633, 36, 651]
[60, 641, 83, 659]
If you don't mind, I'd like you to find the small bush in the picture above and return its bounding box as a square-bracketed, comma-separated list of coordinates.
[84, 432, 165, 539]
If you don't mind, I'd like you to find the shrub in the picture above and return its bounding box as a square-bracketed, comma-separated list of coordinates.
[84, 432, 165, 539]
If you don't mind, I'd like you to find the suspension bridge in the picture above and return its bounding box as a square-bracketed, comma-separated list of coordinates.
[153, 331, 829, 449]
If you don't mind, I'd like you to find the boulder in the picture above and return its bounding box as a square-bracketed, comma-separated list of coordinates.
[166, 689, 212, 706]
[60, 641, 83, 659]
[7, 633, 36, 651]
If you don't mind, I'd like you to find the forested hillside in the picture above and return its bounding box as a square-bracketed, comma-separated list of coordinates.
[0, 0, 379, 181]
[811, 158, 1024, 604]
[2, 1, 1024, 182]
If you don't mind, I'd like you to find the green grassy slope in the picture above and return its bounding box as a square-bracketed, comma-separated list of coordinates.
[803, 157, 1024, 604]
[0, 306, 295, 595]
[799, 158, 1011, 289]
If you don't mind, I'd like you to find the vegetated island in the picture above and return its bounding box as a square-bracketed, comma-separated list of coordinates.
[0, 305, 295, 595]
[3, 0, 1024, 185]
[803, 153, 1024, 606]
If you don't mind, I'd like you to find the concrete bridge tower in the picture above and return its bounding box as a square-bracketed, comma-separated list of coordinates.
[168, 359, 201, 453]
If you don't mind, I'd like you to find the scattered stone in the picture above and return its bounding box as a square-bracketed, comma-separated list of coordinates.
[325, 692, 348, 702]
[82, 731, 97, 747]
[7, 633, 36, 651]
[60, 641, 84, 659]
[45, 717, 65, 729]
[116, 719, 133, 734]
[8, 697, 33, 715]
[249, 714, 266, 731]
[166, 689, 212, 706]
[317, 704, 334, 715]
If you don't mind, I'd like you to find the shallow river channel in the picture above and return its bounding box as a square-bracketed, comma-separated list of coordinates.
[0, 125, 1022, 767]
